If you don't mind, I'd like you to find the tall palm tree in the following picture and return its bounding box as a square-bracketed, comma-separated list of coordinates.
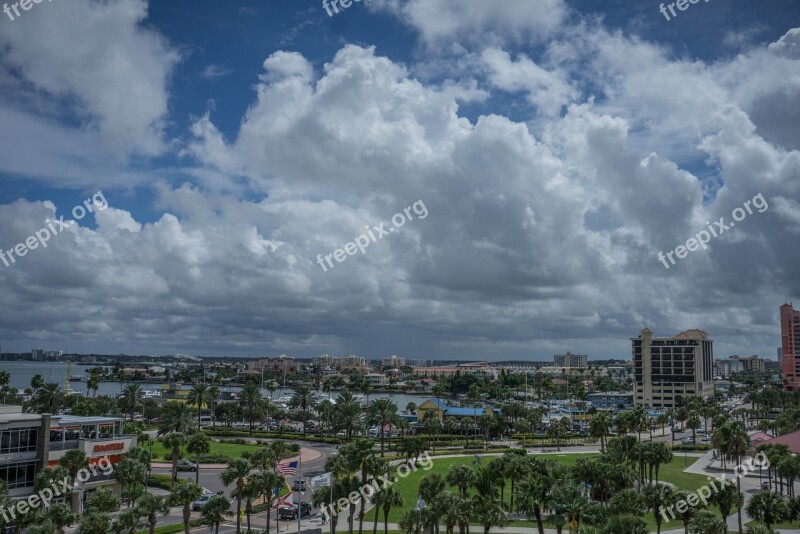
[471, 465, 506, 534]
[186, 432, 211, 484]
[724, 422, 751, 533]
[201, 496, 231, 534]
[45, 503, 77, 534]
[249, 470, 284, 534]
[642, 483, 673, 534]
[34, 383, 64, 414]
[137, 493, 170, 534]
[162, 432, 187, 483]
[419, 473, 447, 534]
[708, 482, 742, 523]
[290, 385, 315, 436]
[335, 391, 363, 441]
[158, 402, 194, 435]
[120, 384, 143, 421]
[59, 449, 89, 487]
[368, 398, 398, 456]
[588, 411, 612, 453]
[187, 384, 213, 430]
[746, 491, 788, 529]
[221, 458, 251, 534]
[382, 487, 404, 534]
[169, 482, 203, 534]
[239, 382, 262, 435]
[446, 465, 474, 499]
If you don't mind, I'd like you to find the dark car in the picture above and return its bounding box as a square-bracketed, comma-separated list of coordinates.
[292, 480, 306, 491]
[278, 502, 311, 520]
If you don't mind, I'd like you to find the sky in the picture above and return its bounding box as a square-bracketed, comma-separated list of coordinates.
[0, 0, 798, 361]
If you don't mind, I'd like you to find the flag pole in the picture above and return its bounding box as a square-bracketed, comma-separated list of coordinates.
[297, 454, 302, 534]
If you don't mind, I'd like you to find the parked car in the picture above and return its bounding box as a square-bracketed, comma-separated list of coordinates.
[176, 460, 197, 472]
[681, 438, 695, 445]
[192, 494, 212, 511]
[278, 502, 311, 520]
[292, 480, 306, 491]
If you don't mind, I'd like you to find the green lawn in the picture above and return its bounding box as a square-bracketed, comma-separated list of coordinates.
[375, 453, 714, 532]
[149, 440, 261, 462]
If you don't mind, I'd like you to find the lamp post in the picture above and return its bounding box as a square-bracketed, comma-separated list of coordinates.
[414, 496, 427, 534]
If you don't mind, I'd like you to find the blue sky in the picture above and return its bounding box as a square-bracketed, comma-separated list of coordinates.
[0, 0, 798, 360]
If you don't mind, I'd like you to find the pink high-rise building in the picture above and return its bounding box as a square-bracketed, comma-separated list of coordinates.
[780, 303, 800, 391]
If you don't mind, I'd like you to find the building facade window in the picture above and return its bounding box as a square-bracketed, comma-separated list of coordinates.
[0, 428, 38, 454]
[0, 462, 37, 489]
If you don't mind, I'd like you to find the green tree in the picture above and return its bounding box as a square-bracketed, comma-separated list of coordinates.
[368, 398, 398, 456]
[59, 449, 88, 487]
[708, 482, 742, 522]
[201, 495, 232, 534]
[44, 503, 76, 534]
[239, 382, 263, 435]
[158, 402, 194, 434]
[169, 482, 203, 534]
[187, 384, 213, 430]
[78, 513, 110, 534]
[221, 458, 251, 534]
[290, 385, 315, 436]
[382, 487, 405, 534]
[688, 510, 727, 534]
[136, 493, 170, 534]
[642, 483, 673, 534]
[746, 491, 789, 529]
[120, 384, 143, 421]
[85, 487, 120, 513]
[186, 432, 211, 484]
[162, 432, 187, 483]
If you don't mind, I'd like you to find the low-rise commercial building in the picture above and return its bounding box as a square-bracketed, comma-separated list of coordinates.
[0, 405, 133, 513]
[587, 392, 634, 410]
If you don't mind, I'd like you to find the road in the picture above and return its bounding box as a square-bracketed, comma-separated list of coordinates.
[143, 441, 338, 532]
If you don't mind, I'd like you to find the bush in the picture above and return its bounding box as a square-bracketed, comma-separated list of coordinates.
[148, 474, 178, 490]
[203, 428, 343, 444]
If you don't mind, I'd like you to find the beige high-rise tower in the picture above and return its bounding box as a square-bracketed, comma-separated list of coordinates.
[632, 328, 714, 408]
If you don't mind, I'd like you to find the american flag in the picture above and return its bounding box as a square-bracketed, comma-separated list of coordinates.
[277, 460, 298, 476]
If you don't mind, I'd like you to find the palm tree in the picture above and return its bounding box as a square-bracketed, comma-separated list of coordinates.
[335, 391, 363, 441]
[551, 482, 592, 532]
[249, 470, 283, 534]
[137, 494, 170, 534]
[724, 422, 751, 533]
[78, 513, 111, 534]
[589, 411, 612, 453]
[111, 507, 142, 534]
[169, 482, 203, 534]
[420, 473, 446, 534]
[45, 503, 76, 534]
[686, 411, 702, 447]
[670, 490, 701, 534]
[709, 482, 742, 523]
[642, 483, 674, 534]
[688, 510, 727, 534]
[201, 496, 232, 534]
[120, 384, 143, 421]
[31, 374, 45, 390]
[114, 456, 146, 506]
[158, 402, 194, 435]
[382, 487, 404, 534]
[162, 432, 187, 483]
[221, 458, 251, 534]
[187, 384, 213, 430]
[33, 383, 63, 413]
[746, 491, 789, 529]
[290, 385, 316, 436]
[239, 382, 262, 435]
[446, 465, 474, 499]
[59, 449, 89, 487]
[186, 432, 211, 484]
[398, 509, 424, 534]
[471, 465, 506, 534]
[368, 398, 398, 456]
